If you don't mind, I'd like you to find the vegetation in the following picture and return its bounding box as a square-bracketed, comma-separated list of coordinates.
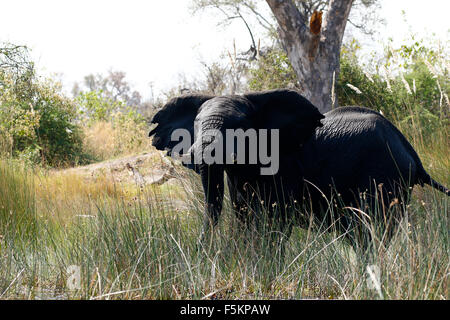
[249, 37, 449, 144]
[0, 46, 149, 166]
[0, 34, 448, 299]
[0, 45, 84, 166]
[0, 134, 447, 299]
[248, 48, 300, 91]
[76, 90, 148, 161]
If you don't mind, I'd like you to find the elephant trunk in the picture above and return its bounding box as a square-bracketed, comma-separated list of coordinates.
[194, 116, 227, 237]
[199, 163, 224, 236]
[190, 115, 229, 165]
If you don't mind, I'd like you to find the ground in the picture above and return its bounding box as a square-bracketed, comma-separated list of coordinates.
[58, 151, 174, 186]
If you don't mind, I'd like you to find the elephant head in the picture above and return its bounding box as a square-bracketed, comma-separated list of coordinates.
[149, 89, 324, 232]
[149, 94, 214, 160]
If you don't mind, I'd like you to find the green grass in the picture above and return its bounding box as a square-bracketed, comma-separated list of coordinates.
[0, 98, 449, 300]
[0, 129, 448, 299]
[1, 35, 448, 300]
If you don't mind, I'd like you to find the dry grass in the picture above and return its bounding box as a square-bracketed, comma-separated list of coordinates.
[82, 121, 118, 161]
[28, 150, 190, 222]
[82, 121, 149, 162]
[0, 103, 448, 300]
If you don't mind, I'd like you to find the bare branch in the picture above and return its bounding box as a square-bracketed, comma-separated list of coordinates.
[235, 8, 257, 56]
[241, 1, 275, 31]
[0, 43, 34, 85]
[347, 18, 374, 35]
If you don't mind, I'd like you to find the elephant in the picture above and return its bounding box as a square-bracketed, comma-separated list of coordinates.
[149, 89, 449, 251]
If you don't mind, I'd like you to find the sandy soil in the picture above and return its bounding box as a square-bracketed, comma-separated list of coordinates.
[54, 151, 177, 186]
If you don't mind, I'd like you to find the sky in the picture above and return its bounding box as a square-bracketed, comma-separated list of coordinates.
[1, 0, 449, 100]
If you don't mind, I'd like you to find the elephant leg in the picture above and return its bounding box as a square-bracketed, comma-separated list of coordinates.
[369, 181, 409, 245]
[227, 176, 260, 229]
[226, 178, 247, 225]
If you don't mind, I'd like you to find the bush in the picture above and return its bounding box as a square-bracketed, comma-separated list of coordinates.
[76, 90, 148, 160]
[248, 48, 300, 91]
[76, 90, 122, 123]
[0, 71, 85, 166]
[337, 38, 449, 141]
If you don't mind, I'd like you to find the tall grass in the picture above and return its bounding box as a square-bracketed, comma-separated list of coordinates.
[82, 119, 149, 162]
[1, 49, 449, 298]
[0, 124, 448, 300]
[1, 35, 447, 299]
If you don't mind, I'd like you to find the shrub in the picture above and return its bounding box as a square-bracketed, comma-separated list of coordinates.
[337, 38, 449, 141]
[0, 71, 85, 166]
[248, 48, 300, 91]
[76, 90, 148, 160]
[75, 90, 122, 123]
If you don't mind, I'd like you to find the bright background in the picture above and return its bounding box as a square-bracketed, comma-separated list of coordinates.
[1, 0, 448, 99]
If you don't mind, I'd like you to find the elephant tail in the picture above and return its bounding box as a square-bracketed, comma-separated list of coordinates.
[418, 170, 450, 196]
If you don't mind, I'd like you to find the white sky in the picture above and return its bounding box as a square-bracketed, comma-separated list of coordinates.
[1, 0, 449, 100]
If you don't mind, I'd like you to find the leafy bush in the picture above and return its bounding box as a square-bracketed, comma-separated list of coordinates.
[337, 38, 449, 141]
[248, 48, 300, 91]
[76, 90, 148, 160]
[0, 70, 85, 166]
[76, 90, 123, 123]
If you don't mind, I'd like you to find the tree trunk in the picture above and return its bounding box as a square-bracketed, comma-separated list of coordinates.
[266, 0, 353, 113]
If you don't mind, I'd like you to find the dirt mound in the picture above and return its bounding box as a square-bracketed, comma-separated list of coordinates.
[56, 151, 178, 186]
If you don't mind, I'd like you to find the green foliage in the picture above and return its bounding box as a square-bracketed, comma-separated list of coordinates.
[75, 89, 148, 160]
[337, 40, 399, 115]
[0, 44, 34, 85]
[74, 70, 142, 107]
[0, 69, 85, 166]
[248, 48, 300, 91]
[337, 38, 449, 141]
[76, 90, 122, 123]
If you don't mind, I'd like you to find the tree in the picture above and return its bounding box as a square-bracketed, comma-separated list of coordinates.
[0, 44, 34, 83]
[248, 47, 300, 91]
[1, 43, 84, 165]
[289, 1, 383, 111]
[192, 0, 276, 60]
[266, 0, 353, 112]
[193, 0, 381, 112]
[74, 70, 142, 107]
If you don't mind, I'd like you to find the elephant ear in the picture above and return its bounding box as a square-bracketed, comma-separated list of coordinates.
[149, 94, 213, 169]
[244, 89, 325, 149]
